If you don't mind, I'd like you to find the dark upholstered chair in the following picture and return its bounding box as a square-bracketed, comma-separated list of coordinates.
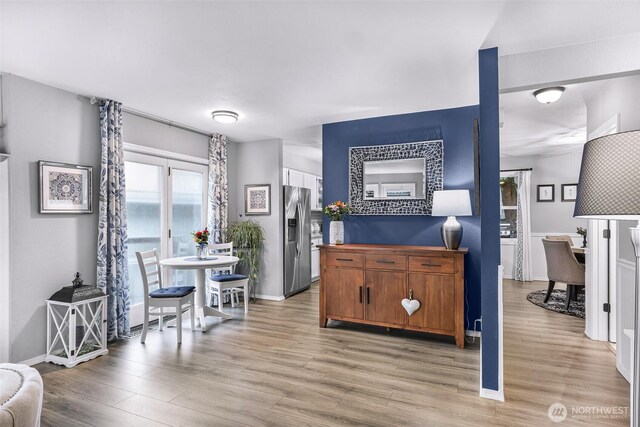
[542, 238, 585, 310]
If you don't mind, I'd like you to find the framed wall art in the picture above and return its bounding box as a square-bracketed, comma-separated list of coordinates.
[561, 183, 578, 202]
[536, 184, 555, 202]
[245, 184, 271, 215]
[39, 161, 93, 214]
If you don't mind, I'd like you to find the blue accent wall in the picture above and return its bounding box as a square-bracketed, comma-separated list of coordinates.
[322, 105, 481, 330]
[479, 47, 501, 392]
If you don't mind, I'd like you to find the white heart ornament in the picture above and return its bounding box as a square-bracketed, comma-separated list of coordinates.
[401, 298, 420, 316]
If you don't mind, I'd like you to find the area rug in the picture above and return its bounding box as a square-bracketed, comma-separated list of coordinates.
[526, 289, 585, 319]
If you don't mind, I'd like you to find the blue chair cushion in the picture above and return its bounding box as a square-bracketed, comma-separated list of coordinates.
[210, 273, 248, 282]
[149, 286, 195, 298]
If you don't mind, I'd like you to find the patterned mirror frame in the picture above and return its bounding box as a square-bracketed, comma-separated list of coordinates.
[349, 140, 444, 215]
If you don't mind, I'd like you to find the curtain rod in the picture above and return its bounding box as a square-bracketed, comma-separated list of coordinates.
[500, 168, 533, 172]
[89, 97, 213, 138]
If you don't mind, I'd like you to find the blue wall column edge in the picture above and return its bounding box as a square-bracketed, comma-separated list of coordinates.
[322, 105, 482, 332]
[479, 47, 502, 394]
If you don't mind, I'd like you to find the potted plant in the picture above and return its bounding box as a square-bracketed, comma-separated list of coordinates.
[577, 227, 587, 248]
[323, 200, 352, 245]
[226, 220, 265, 299]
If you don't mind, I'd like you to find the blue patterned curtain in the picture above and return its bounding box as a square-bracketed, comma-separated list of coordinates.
[97, 100, 130, 341]
[207, 133, 228, 244]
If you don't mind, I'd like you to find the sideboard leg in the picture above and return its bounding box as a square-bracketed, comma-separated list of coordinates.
[319, 317, 328, 328]
[455, 333, 465, 349]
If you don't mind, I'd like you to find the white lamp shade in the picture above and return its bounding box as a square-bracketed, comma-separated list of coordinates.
[431, 190, 472, 217]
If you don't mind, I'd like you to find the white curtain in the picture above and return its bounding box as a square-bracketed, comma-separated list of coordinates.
[515, 170, 532, 281]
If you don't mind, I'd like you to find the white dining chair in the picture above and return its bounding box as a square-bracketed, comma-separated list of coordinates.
[136, 249, 196, 344]
[206, 242, 249, 314]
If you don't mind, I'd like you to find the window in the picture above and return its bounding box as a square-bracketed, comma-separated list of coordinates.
[500, 172, 519, 239]
[125, 151, 208, 327]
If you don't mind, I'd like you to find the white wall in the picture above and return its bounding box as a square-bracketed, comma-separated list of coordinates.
[233, 139, 284, 299]
[2, 74, 101, 363]
[501, 148, 588, 234]
[1, 73, 211, 363]
[123, 112, 208, 159]
[282, 145, 321, 176]
[586, 74, 640, 383]
[586, 74, 640, 263]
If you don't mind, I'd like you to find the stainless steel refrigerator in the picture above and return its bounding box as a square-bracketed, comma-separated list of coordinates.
[284, 185, 311, 297]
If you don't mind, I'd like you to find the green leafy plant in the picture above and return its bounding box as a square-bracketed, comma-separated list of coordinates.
[226, 220, 265, 297]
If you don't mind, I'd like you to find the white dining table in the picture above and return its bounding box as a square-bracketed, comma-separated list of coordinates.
[159, 255, 239, 332]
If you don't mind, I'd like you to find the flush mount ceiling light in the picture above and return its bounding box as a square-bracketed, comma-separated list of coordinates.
[211, 110, 239, 124]
[533, 87, 565, 104]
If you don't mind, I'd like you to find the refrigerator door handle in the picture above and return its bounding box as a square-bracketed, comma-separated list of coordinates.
[296, 202, 303, 257]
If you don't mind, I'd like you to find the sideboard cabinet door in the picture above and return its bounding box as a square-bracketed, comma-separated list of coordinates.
[407, 273, 456, 332]
[364, 270, 407, 326]
[325, 267, 364, 320]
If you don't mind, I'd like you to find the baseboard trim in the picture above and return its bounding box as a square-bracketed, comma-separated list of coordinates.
[465, 330, 481, 338]
[254, 294, 286, 301]
[480, 387, 505, 402]
[19, 354, 46, 366]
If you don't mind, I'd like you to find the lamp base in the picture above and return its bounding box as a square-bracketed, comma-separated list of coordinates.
[441, 216, 463, 250]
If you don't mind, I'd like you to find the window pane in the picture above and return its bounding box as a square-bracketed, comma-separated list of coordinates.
[500, 176, 518, 207]
[125, 161, 163, 305]
[171, 169, 204, 287]
[500, 210, 518, 239]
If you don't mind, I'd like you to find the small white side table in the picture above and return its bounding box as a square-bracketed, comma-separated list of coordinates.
[45, 295, 108, 367]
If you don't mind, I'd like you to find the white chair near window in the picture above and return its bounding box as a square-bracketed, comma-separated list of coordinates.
[135, 249, 196, 344]
[206, 243, 249, 314]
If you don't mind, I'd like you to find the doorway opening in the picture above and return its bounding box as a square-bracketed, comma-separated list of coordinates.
[499, 75, 637, 412]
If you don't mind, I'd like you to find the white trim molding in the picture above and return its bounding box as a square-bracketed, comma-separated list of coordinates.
[19, 354, 46, 367]
[123, 142, 208, 166]
[0, 157, 10, 363]
[616, 258, 636, 383]
[254, 294, 286, 302]
[584, 220, 610, 341]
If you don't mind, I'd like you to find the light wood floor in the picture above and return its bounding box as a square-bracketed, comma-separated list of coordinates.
[36, 280, 629, 426]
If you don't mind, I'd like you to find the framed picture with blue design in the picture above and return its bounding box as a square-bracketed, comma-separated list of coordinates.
[39, 161, 93, 214]
[244, 184, 271, 215]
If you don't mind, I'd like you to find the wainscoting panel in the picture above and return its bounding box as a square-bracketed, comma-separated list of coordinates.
[501, 233, 581, 281]
[616, 258, 635, 383]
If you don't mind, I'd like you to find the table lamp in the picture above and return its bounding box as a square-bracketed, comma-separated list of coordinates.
[431, 189, 472, 250]
[573, 130, 640, 426]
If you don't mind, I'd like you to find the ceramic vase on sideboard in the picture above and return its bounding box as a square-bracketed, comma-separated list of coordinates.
[329, 220, 344, 245]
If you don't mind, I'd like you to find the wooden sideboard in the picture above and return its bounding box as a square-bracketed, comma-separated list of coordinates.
[319, 244, 467, 348]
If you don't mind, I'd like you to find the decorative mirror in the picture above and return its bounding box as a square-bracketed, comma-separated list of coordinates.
[349, 140, 444, 215]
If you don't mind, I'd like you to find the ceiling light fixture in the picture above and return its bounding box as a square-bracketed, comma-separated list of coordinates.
[533, 87, 565, 104]
[211, 110, 239, 124]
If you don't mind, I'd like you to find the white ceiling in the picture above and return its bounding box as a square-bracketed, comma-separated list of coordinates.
[499, 79, 612, 158]
[2, 1, 640, 162]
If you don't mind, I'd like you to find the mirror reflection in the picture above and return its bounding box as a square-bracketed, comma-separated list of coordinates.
[363, 158, 426, 200]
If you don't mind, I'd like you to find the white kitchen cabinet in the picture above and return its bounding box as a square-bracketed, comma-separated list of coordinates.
[288, 169, 305, 188]
[311, 237, 321, 280]
[283, 168, 323, 211]
[303, 173, 318, 210]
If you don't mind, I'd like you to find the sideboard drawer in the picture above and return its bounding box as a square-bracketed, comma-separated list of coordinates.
[409, 256, 454, 274]
[326, 252, 365, 268]
[365, 254, 407, 271]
